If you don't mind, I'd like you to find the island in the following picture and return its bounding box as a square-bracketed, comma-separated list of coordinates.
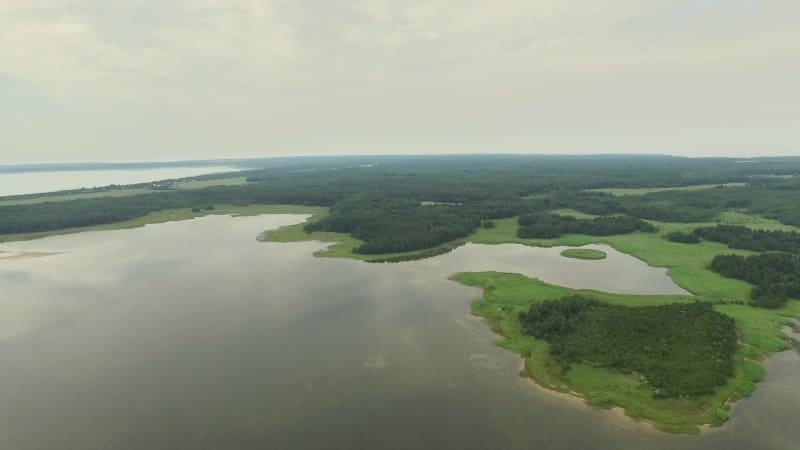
[560, 248, 607, 260]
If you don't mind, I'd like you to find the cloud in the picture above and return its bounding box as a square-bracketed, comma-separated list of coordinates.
[0, 0, 797, 161]
[0, 0, 297, 97]
[2, 0, 796, 95]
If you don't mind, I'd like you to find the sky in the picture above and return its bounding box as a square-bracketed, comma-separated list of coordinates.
[1, 0, 798, 163]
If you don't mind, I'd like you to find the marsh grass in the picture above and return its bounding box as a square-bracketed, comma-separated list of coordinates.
[560, 248, 607, 260]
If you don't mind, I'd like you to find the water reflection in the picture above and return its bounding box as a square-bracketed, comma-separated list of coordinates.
[0, 214, 796, 450]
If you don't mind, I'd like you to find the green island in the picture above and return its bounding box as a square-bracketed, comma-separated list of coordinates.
[2, 155, 799, 434]
[560, 248, 607, 260]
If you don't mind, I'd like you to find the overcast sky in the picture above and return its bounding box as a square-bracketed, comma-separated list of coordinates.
[1, 0, 798, 163]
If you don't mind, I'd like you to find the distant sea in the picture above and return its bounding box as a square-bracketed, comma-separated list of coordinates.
[0, 165, 241, 197]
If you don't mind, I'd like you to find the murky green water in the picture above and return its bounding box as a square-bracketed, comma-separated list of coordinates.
[0, 215, 797, 450]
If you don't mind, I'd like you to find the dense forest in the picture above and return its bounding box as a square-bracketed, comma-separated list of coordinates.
[517, 214, 655, 239]
[3, 155, 800, 256]
[519, 296, 737, 398]
[710, 253, 800, 308]
[694, 225, 800, 254]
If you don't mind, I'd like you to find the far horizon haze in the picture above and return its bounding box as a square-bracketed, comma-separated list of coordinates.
[1, 1, 798, 163]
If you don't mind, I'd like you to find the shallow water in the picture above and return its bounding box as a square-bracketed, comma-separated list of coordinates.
[0, 166, 240, 196]
[0, 215, 797, 450]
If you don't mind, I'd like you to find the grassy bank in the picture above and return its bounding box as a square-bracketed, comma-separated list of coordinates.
[452, 272, 798, 433]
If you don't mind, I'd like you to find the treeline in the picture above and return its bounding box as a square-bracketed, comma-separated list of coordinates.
[694, 225, 800, 254]
[0, 183, 346, 235]
[519, 296, 737, 398]
[710, 253, 800, 308]
[517, 214, 655, 239]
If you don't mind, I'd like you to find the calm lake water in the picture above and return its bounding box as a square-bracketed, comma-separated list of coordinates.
[0, 215, 797, 450]
[0, 166, 240, 197]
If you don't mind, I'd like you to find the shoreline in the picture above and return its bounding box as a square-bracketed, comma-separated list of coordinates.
[516, 358, 663, 434]
[516, 356, 734, 435]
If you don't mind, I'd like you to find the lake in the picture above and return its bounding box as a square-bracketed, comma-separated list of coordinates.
[0, 166, 241, 197]
[0, 214, 797, 450]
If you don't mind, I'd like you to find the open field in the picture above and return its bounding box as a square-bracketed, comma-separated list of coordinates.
[590, 183, 747, 196]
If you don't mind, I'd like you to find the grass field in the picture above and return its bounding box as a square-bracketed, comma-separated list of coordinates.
[590, 183, 747, 196]
[452, 271, 797, 433]
[560, 248, 607, 260]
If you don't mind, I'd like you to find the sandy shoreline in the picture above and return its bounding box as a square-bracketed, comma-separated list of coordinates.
[517, 357, 723, 434]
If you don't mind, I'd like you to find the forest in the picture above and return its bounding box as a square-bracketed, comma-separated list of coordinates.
[694, 225, 800, 254]
[519, 296, 737, 398]
[710, 253, 800, 308]
[517, 214, 655, 239]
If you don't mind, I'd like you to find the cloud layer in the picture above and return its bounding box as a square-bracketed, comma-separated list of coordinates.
[1, 0, 798, 162]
